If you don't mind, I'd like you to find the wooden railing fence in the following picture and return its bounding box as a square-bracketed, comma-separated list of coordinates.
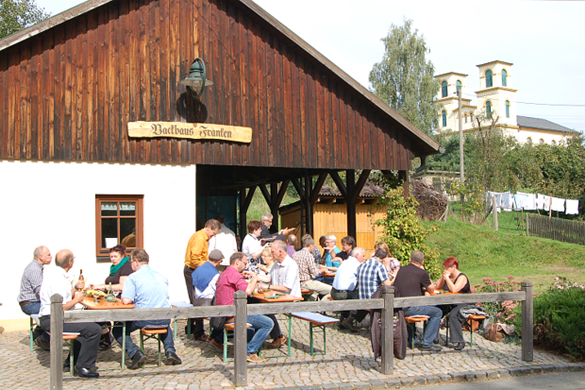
[49, 282, 534, 389]
[526, 213, 585, 245]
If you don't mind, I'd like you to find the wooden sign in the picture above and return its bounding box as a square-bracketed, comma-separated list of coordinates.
[128, 121, 252, 143]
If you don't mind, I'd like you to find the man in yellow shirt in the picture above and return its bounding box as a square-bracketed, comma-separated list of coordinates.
[184, 219, 220, 340]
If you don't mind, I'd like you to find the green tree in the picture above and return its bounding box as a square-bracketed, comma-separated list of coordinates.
[369, 19, 440, 136]
[0, 0, 49, 39]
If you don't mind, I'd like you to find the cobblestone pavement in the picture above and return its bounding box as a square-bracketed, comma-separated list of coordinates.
[1, 316, 582, 389]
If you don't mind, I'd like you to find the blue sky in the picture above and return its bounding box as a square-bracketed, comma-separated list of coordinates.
[35, 0, 585, 133]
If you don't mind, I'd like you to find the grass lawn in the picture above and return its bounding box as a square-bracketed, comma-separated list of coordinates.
[425, 211, 585, 292]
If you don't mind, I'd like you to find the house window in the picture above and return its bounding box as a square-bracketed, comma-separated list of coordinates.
[551, 140, 557, 146]
[486, 101, 492, 118]
[464, 114, 467, 123]
[539, 138, 545, 145]
[456, 80, 462, 95]
[502, 69, 508, 86]
[442, 81, 448, 97]
[442, 110, 447, 127]
[470, 113, 474, 123]
[486, 70, 493, 88]
[95, 195, 143, 260]
[526, 137, 533, 145]
[505, 100, 510, 118]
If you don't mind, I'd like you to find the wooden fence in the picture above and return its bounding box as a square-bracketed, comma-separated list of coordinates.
[526, 213, 585, 245]
[49, 283, 534, 389]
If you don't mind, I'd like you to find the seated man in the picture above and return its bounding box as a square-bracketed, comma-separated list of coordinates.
[286, 234, 297, 258]
[293, 235, 331, 301]
[113, 249, 182, 369]
[259, 212, 294, 243]
[331, 247, 366, 332]
[393, 250, 442, 352]
[211, 252, 274, 363]
[192, 249, 223, 304]
[39, 249, 101, 378]
[18, 245, 53, 350]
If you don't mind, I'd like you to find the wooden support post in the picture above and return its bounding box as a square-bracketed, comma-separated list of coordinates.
[521, 280, 534, 362]
[398, 170, 409, 198]
[304, 173, 312, 237]
[240, 186, 256, 241]
[346, 170, 357, 239]
[380, 286, 394, 374]
[492, 195, 499, 231]
[49, 294, 64, 390]
[233, 290, 248, 387]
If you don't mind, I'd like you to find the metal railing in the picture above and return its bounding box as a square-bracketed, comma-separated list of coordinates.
[48, 282, 534, 389]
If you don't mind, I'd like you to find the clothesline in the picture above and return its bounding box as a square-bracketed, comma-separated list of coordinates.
[485, 191, 580, 216]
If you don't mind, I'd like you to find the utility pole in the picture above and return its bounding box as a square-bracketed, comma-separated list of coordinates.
[458, 87, 464, 183]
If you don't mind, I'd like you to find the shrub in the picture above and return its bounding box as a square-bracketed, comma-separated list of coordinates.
[473, 276, 521, 323]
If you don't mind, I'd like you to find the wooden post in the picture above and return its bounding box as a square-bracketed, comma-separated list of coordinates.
[49, 294, 64, 390]
[380, 286, 394, 374]
[526, 213, 530, 236]
[346, 170, 357, 239]
[521, 280, 533, 362]
[233, 290, 248, 387]
[492, 195, 498, 231]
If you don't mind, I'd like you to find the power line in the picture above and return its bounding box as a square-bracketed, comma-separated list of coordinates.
[517, 102, 585, 107]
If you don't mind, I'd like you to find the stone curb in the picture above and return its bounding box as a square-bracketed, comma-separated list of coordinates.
[264, 364, 585, 390]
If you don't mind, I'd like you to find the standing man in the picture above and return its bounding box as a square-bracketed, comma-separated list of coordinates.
[39, 249, 101, 378]
[393, 250, 442, 352]
[331, 247, 366, 331]
[208, 216, 237, 267]
[184, 218, 220, 340]
[18, 245, 52, 350]
[212, 252, 274, 363]
[114, 248, 182, 368]
[293, 235, 331, 301]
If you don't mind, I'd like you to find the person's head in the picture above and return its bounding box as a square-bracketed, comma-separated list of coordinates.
[271, 240, 288, 263]
[443, 256, 459, 271]
[55, 249, 74, 270]
[341, 236, 356, 252]
[230, 252, 248, 273]
[373, 248, 388, 260]
[261, 213, 273, 228]
[287, 234, 297, 247]
[410, 251, 425, 265]
[208, 249, 224, 266]
[350, 247, 366, 262]
[318, 235, 326, 248]
[261, 245, 274, 265]
[204, 219, 221, 238]
[34, 245, 52, 266]
[301, 234, 315, 252]
[247, 220, 262, 236]
[130, 248, 149, 271]
[374, 242, 391, 257]
[216, 215, 226, 225]
[109, 244, 127, 265]
[325, 234, 337, 248]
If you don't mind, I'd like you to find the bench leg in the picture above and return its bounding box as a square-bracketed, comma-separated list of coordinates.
[309, 324, 314, 356]
[223, 328, 228, 363]
[29, 317, 34, 351]
[69, 341, 75, 376]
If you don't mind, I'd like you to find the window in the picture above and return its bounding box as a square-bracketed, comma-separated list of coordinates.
[502, 69, 508, 87]
[95, 195, 143, 260]
[442, 110, 447, 127]
[505, 100, 510, 118]
[441, 81, 448, 97]
[486, 70, 493, 88]
[539, 138, 545, 145]
[486, 101, 492, 118]
[464, 114, 467, 123]
[526, 137, 533, 145]
[470, 113, 474, 123]
[551, 140, 557, 146]
[456, 80, 462, 95]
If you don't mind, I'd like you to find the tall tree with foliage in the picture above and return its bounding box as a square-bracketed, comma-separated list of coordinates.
[369, 19, 440, 136]
[0, 0, 49, 39]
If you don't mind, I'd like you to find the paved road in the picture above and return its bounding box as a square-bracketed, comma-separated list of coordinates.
[417, 371, 585, 390]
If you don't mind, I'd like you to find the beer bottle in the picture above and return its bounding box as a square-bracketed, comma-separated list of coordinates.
[78, 269, 84, 291]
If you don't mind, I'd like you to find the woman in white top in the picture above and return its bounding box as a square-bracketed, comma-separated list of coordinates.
[241, 220, 266, 274]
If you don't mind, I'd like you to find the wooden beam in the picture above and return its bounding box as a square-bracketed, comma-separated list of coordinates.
[259, 184, 271, 206]
[275, 180, 290, 208]
[309, 173, 328, 206]
[290, 177, 303, 200]
[346, 170, 357, 239]
[349, 169, 371, 204]
[329, 171, 347, 198]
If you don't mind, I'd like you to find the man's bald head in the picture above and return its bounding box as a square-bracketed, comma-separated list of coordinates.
[55, 249, 74, 269]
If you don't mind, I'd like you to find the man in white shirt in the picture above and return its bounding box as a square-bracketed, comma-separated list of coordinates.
[39, 249, 101, 378]
[207, 216, 238, 266]
[331, 247, 366, 332]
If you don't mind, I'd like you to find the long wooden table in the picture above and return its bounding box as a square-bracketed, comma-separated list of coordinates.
[80, 296, 134, 369]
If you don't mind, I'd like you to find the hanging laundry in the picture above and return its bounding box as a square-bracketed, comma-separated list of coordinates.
[537, 194, 550, 211]
[551, 197, 565, 213]
[525, 193, 537, 210]
[501, 192, 512, 210]
[565, 199, 580, 215]
[515, 192, 536, 210]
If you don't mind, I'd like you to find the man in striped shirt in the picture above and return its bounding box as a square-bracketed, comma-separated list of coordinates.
[18, 245, 52, 350]
[292, 235, 331, 301]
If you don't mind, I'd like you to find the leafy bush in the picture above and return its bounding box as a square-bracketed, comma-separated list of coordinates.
[512, 277, 585, 361]
[374, 186, 441, 280]
[473, 276, 521, 323]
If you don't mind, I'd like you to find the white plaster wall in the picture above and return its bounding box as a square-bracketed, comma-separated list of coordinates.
[0, 160, 196, 322]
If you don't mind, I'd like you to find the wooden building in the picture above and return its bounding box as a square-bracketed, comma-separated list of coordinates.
[0, 0, 438, 327]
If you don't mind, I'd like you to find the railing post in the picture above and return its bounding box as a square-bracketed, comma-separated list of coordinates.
[380, 286, 394, 374]
[233, 290, 248, 387]
[521, 280, 533, 362]
[49, 294, 64, 390]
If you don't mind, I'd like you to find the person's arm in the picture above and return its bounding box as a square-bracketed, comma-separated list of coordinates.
[244, 273, 258, 296]
[189, 235, 206, 265]
[63, 291, 84, 311]
[435, 273, 446, 290]
[122, 297, 133, 305]
[269, 283, 291, 293]
[426, 281, 436, 295]
[446, 273, 468, 293]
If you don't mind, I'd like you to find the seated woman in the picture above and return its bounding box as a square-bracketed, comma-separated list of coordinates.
[257, 245, 275, 274]
[374, 242, 401, 282]
[91, 244, 134, 350]
[241, 220, 267, 275]
[435, 256, 471, 350]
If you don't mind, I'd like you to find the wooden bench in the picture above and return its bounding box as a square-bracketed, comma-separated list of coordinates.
[405, 315, 429, 349]
[464, 314, 486, 346]
[222, 322, 252, 363]
[288, 312, 339, 355]
[140, 326, 168, 367]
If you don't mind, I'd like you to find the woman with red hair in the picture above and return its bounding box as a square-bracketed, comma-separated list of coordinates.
[436, 257, 471, 350]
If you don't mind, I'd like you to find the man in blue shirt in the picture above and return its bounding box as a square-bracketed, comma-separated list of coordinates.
[113, 249, 182, 369]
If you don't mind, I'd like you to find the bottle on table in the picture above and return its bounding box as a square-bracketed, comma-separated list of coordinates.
[107, 282, 113, 297]
[77, 269, 85, 291]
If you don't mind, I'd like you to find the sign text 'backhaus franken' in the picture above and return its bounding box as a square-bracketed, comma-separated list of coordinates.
[127, 121, 252, 143]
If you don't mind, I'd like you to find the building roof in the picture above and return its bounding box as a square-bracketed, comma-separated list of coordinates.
[434, 72, 468, 78]
[319, 182, 385, 198]
[517, 115, 576, 134]
[476, 60, 514, 67]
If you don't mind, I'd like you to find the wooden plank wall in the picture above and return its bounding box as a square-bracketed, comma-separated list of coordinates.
[0, 0, 413, 171]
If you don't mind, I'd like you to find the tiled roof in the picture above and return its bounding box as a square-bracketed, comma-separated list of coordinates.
[517, 115, 576, 133]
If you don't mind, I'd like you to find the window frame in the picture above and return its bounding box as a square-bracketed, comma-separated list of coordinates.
[441, 81, 448, 97]
[505, 100, 510, 118]
[456, 80, 462, 95]
[486, 70, 493, 88]
[442, 110, 447, 127]
[486, 101, 492, 118]
[502, 69, 508, 87]
[95, 194, 144, 261]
